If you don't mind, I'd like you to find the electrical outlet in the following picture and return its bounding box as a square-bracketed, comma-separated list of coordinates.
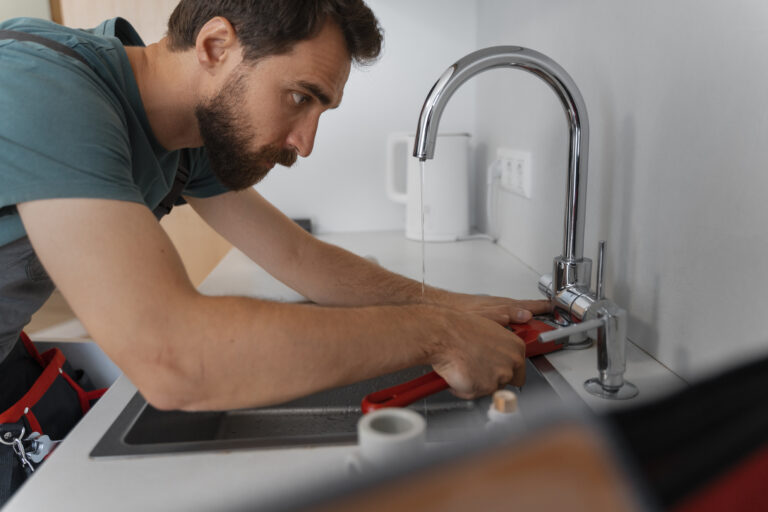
[497, 148, 532, 198]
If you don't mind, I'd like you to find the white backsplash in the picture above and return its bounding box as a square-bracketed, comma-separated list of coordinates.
[474, 0, 768, 381]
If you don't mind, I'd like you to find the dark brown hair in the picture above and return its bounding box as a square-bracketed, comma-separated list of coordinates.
[167, 0, 383, 65]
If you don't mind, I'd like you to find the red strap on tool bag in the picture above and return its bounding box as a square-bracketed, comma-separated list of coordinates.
[0, 333, 107, 440]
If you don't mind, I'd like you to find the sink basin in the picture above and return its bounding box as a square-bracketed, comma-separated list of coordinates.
[91, 358, 568, 458]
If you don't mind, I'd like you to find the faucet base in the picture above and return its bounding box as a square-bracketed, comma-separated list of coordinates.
[547, 310, 592, 349]
[564, 337, 593, 350]
[584, 378, 638, 400]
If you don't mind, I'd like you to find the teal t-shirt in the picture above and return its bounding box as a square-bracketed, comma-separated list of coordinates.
[0, 17, 229, 246]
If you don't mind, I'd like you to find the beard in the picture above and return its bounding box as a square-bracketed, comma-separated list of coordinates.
[194, 68, 297, 191]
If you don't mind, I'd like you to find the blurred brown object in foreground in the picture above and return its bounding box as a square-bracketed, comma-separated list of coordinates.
[308, 423, 644, 512]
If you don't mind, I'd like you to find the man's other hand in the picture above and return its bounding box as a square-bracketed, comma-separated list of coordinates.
[430, 290, 553, 326]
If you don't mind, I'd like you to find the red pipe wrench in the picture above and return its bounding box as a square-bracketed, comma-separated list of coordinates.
[361, 318, 562, 414]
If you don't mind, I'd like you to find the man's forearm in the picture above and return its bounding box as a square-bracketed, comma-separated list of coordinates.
[187, 190, 442, 307]
[131, 294, 443, 411]
[287, 237, 440, 307]
[186, 191, 446, 307]
[283, 237, 547, 325]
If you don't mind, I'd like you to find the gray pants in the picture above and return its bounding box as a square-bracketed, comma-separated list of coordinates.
[0, 239, 88, 507]
[0, 237, 55, 363]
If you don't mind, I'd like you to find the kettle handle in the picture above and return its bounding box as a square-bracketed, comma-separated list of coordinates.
[385, 133, 410, 204]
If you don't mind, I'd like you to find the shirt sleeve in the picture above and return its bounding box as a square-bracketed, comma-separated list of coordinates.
[182, 147, 231, 199]
[0, 39, 144, 210]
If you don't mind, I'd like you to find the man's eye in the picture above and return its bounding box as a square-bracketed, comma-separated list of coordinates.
[291, 92, 309, 105]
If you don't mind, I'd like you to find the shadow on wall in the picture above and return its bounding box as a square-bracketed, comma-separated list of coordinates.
[597, 106, 668, 370]
[598, 100, 675, 372]
[627, 274, 663, 373]
[474, 142, 489, 233]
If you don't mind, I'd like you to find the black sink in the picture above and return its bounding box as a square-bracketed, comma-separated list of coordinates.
[91, 359, 561, 458]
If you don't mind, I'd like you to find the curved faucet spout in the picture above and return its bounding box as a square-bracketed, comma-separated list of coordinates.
[414, 46, 638, 400]
[413, 46, 589, 266]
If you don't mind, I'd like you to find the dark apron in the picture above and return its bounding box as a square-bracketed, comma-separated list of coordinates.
[0, 238, 60, 505]
[0, 237, 56, 409]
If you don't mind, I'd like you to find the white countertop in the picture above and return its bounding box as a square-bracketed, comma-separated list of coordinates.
[5, 231, 685, 512]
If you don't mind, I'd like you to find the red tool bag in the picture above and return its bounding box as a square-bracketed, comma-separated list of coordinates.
[0, 333, 107, 502]
[0, 333, 106, 433]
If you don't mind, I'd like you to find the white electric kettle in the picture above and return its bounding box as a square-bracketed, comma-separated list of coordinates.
[386, 133, 471, 241]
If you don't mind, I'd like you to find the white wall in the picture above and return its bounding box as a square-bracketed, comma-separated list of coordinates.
[474, 0, 768, 380]
[256, 0, 478, 234]
[0, 0, 50, 21]
[58, 0, 178, 42]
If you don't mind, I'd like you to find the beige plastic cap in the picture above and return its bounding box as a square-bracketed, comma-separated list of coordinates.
[492, 389, 518, 413]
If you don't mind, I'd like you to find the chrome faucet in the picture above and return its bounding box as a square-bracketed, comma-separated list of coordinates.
[413, 46, 638, 400]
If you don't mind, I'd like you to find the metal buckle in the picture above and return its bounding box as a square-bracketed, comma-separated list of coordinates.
[0, 425, 35, 474]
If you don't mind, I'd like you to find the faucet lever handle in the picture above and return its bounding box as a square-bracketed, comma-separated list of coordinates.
[537, 318, 604, 343]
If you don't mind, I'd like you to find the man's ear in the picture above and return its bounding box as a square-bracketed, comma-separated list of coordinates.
[195, 16, 242, 73]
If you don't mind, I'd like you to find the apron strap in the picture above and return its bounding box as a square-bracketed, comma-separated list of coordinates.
[0, 29, 89, 67]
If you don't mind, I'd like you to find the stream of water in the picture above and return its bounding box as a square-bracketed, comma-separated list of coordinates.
[419, 160, 426, 297]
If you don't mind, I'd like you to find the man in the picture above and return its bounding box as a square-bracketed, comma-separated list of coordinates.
[0, 1, 548, 417]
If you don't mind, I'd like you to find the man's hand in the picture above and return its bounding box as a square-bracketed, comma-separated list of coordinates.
[427, 289, 553, 326]
[423, 306, 528, 398]
[415, 292, 551, 397]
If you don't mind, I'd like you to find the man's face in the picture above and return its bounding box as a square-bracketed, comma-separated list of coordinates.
[195, 21, 351, 190]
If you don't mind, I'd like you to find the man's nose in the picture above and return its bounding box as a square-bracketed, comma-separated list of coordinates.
[286, 115, 320, 158]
